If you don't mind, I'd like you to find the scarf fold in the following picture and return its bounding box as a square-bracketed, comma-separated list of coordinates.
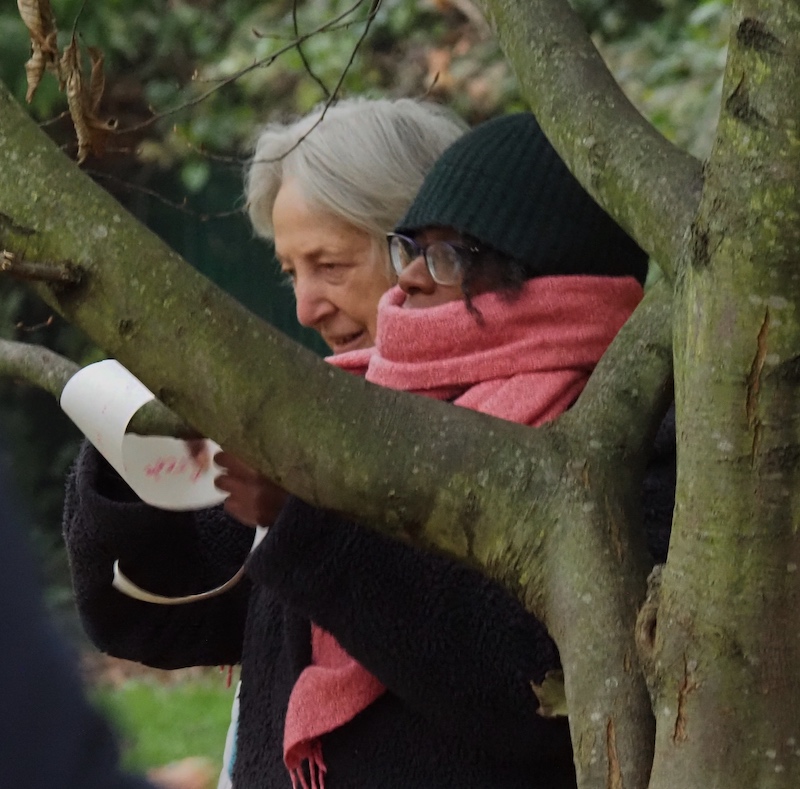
[283, 274, 643, 783]
[362, 276, 643, 424]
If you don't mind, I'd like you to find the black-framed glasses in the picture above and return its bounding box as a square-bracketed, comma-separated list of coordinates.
[387, 233, 476, 286]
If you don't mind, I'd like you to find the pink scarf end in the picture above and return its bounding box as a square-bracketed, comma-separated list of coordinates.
[288, 742, 327, 789]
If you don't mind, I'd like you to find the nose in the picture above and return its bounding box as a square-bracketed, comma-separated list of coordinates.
[397, 254, 435, 297]
[293, 276, 335, 329]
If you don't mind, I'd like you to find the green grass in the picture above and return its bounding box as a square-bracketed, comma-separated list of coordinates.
[93, 675, 235, 772]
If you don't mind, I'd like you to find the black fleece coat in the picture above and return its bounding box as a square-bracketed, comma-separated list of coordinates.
[63, 410, 675, 789]
[63, 444, 575, 789]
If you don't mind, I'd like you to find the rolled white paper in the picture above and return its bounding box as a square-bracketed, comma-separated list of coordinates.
[60, 359, 226, 510]
[60, 359, 266, 606]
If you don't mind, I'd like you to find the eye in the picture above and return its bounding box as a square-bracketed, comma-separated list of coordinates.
[318, 262, 350, 280]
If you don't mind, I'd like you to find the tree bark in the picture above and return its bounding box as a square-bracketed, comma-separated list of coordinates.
[649, 2, 800, 787]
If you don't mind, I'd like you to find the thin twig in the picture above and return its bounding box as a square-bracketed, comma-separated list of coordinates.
[87, 171, 243, 221]
[420, 72, 441, 99]
[118, 0, 368, 135]
[70, 0, 89, 37]
[250, 0, 383, 166]
[293, 0, 332, 99]
[1, 251, 83, 285]
[16, 315, 55, 333]
[173, 132, 247, 165]
[39, 110, 71, 129]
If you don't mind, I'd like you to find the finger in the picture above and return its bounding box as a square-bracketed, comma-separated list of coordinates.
[185, 438, 211, 472]
[214, 452, 261, 479]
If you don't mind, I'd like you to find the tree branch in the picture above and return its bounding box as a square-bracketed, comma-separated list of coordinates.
[571, 278, 674, 471]
[487, 286, 672, 789]
[0, 339, 195, 438]
[474, 0, 703, 279]
[0, 77, 561, 560]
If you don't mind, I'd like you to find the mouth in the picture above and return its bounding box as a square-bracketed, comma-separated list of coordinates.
[327, 329, 368, 354]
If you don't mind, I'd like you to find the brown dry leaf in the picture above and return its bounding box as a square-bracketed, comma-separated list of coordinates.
[61, 37, 92, 163]
[85, 46, 119, 156]
[531, 669, 569, 718]
[17, 0, 59, 102]
[60, 37, 117, 163]
[86, 46, 106, 114]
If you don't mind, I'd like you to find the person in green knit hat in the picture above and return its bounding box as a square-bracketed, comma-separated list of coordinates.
[387, 111, 648, 309]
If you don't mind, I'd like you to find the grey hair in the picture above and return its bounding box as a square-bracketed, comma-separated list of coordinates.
[245, 97, 466, 242]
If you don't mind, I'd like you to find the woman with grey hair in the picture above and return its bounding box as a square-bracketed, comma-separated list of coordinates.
[215, 97, 467, 788]
[63, 98, 479, 789]
[244, 97, 467, 354]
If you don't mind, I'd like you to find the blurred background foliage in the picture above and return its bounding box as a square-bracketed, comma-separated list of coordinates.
[0, 0, 730, 593]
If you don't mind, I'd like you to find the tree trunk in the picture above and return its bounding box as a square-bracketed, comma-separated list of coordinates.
[649, 4, 800, 787]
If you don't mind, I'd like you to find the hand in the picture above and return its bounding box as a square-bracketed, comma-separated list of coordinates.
[214, 451, 288, 528]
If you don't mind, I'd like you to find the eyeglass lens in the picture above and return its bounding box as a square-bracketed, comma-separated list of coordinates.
[389, 235, 462, 286]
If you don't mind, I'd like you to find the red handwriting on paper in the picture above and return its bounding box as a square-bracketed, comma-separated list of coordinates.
[143, 455, 204, 483]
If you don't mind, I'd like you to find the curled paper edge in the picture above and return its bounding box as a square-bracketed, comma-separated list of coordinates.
[112, 526, 268, 605]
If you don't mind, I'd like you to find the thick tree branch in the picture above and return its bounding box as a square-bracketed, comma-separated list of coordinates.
[491, 287, 672, 789]
[475, 0, 703, 279]
[0, 77, 561, 561]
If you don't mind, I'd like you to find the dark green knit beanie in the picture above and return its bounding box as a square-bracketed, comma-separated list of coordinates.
[396, 113, 648, 284]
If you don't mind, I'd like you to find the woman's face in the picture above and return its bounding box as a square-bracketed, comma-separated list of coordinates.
[272, 179, 393, 354]
[396, 227, 466, 310]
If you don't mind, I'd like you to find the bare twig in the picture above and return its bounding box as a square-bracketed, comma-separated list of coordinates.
[173, 138, 246, 165]
[119, 0, 369, 135]
[293, 0, 332, 99]
[328, 0, 383, 99]
[16, 315, 55, 332]
[250, 0, 383, 166]
[1, 250, 83, 285]
[38, 110, 70, 128]
[70, 0, 88, 37]
[87, 171, 243, 222]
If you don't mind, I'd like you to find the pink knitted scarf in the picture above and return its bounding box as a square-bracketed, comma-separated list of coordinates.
[283, 275, 643, 787]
